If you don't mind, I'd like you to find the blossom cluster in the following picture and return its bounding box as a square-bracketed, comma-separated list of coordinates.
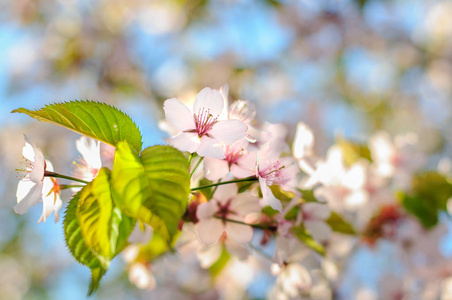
[13, 86, 452, 299]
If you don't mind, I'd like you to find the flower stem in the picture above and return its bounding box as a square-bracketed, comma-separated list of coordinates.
[44, 171, 89, 184]
[191, 176, 258, 191]
[214, 216, 277, 231]
[248, 243, 273, 260]
[190, 157, 204, 179]
[188, 153, 194, 166]
[59, 184, 86, 190]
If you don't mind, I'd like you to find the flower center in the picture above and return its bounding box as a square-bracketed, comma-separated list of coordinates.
[47, 178, 62, 204]
[215, 199, 236, 221]
[225, 145, 245, 165]
[193, 108, 218, 137]
[258, 161, 287, 185]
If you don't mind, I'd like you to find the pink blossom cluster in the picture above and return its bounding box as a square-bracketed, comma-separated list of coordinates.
[14, 86, 452, 299]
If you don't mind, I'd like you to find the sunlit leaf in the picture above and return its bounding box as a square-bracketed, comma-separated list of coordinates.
[291, 226, 326, 256]
[111, 142, 190, 242]
[64, 190, 107, 295]
[64, 168, 134, 295]
[337, 136, 372, 166]
[326, 212, 356, 235]
[77, 168, 113, 259]
[140, 145, 190, 238]
[209, 247, 231, 278]
[12, 101, 142, 152]
[111, 141, 169, 239]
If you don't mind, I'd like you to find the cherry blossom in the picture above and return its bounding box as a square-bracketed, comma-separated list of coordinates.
[196, 184, 260, 250]
[256, 144, 299, 212]
[310, 146, 368, 212]
[14, 135, 47, 215]
[38, 160, 63, 223]
[219, 84, 259, 142]
[203, 139, 256, 181]
[73, 136, 115, 182]
[15, 135, 62, 222]
[292, 122, 318, 181]
[369, 131, 425, 189]
[163, 87, 248, 159]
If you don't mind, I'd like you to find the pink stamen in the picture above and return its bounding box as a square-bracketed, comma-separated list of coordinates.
[258, 161, 287, 186]
[193, 108, 218, 137]
[225, 145, 245, 165]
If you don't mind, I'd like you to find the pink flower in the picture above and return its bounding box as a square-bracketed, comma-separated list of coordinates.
[219, 84, 259, 142]
[256, 145, 299, 212]
[203, 139, 256, 181]
[163, 87, 248, 159]
[196, 184, 260, 246]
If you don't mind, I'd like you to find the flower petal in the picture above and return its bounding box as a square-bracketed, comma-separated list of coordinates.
[224, 238, 249, 260]
[213, 184, 238, 203]
[225, 222, 253, 244]
[193, 88, 224, 117]
[163, 98, 195, 132]
[196, 201, 218, 220]
[197, 244, 223, 268]
[260, 178, 282, 212]
[39, 177, 63, 223]
[196, 136, 225, 159]
[76, 136, 102, 169]
[14, 180, 43, 214]
[231, 193, 260, 215]
[23, 134, 43, 162]
[197, 218, 224, 246]
[209, 120, 247, 144]
[168, 132, 200, 153]
[203, 157, 229, 181]
[231, 164, 255, 179]
[292, 122, 315, 159]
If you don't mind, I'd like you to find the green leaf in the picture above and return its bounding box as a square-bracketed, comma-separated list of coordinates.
[326, 212, 356, 235]
[299, 189, 319, 203]
[111, 142, 190, 242]
[64, 190, 104, 270]
[400, 171, 452, 229]
[291, 226, 326, 256]
[337, 136, 372, 166]
[400, 193, 439, 229]
[64, 190, 107, 295]
[136, 232, 172, 262]
[77, 168, 114, 261]
[140, 145, 190, 238]
[269, 185, 296, 202]
[64, 168, 135, 295]
[88, 268, 107, 296]
[12, 100, 142, 152]
[209, 247, 230, 278]
[111, 142, 169, 239]
[262, 206, 279, 217]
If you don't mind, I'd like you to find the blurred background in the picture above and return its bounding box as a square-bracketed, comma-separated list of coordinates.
[1, 0, 452, 299]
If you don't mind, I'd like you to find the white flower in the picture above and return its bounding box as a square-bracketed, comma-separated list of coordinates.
[14, 135, 46, 215]
[14, 135, 62, 222]
[38, 161, 63, 223]
[196, 184, 260, 249]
